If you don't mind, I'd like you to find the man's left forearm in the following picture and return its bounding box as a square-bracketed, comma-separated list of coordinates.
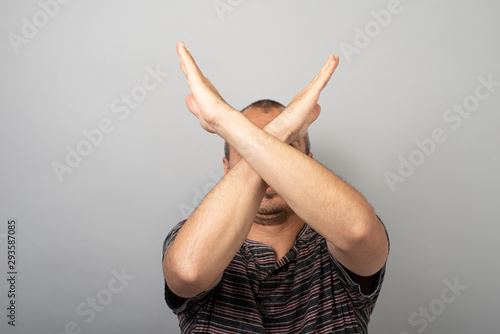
[217, 112, 388, 276]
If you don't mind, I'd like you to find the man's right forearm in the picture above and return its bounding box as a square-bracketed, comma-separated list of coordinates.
[163, 156, 266, 298]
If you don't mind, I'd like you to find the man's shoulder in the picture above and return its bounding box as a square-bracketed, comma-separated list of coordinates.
[163, 219, 188, 256]
[298, 224, 327, 249]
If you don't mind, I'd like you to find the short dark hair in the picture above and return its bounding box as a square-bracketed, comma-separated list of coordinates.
[242, 99, 285, 112]
[224, 99, 310, 160]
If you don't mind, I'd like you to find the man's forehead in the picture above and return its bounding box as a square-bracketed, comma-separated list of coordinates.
[242, 106, 285, 129]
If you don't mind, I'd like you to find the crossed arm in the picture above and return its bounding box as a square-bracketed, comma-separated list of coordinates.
[163, 42, 389, 298]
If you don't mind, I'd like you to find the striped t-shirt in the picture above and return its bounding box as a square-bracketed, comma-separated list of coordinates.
[163, 220, 386, 333]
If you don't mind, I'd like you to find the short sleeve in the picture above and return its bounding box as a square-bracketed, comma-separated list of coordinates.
[329, 254, 386, 310]
[328, 216, 389, 310]
[162, 220, 216, 315]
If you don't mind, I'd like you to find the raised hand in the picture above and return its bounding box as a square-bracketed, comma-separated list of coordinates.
[273, 54, 339, 144]
[177, 41, 339, 143]
[176, 42, 236, 134]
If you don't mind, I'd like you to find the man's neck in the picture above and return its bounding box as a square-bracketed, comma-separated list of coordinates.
[246, 214, 305, 261]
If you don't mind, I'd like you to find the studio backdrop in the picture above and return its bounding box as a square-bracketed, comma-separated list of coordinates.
[1, 0, 499, 333]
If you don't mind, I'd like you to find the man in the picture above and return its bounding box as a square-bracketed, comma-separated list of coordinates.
[163, 42, 389, 333]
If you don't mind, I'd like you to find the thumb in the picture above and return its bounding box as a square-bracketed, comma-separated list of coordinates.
[185, 94, 201, 119]
[308, 103, 321, 125]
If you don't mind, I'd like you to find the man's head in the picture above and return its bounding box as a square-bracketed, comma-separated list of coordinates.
[222, 99, 313, 225]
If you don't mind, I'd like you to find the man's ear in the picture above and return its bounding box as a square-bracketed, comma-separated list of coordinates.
[223, 157, 230, 175]
[308, 152, 313, 159]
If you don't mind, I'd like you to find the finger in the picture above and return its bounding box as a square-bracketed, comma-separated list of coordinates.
[176, 42, 205, 83]
[292, 55, 338, 107]
[294, 58, 331, 95]
[176, 42, 188, 77]
[309, 55, 339, 92]
[288, 55, 339, 109]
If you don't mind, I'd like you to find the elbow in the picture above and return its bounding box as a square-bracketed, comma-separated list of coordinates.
[342, 225, 370, 252]
[163, 253, 212, 298]
[344, 211, 385, 251]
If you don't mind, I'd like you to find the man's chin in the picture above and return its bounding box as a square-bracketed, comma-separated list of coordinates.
[256, 210, 282, 219]
[255, 205, 292, 226]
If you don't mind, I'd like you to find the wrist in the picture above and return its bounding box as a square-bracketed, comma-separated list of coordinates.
[263, 115, 293, 144]
[210, 105, 239, 135]
[215, 108, 249, 142]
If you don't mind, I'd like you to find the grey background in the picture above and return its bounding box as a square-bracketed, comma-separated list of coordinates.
[1, 0, 499, 333]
